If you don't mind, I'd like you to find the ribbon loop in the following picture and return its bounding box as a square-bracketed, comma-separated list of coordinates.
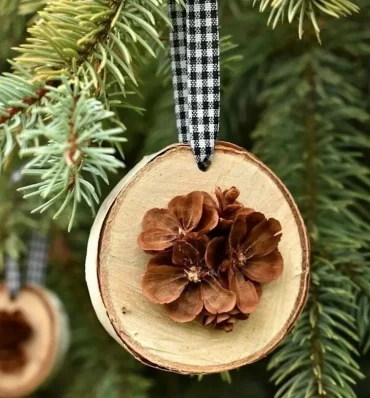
[168, 0, 220, 169]
[4, 232, 49, 299]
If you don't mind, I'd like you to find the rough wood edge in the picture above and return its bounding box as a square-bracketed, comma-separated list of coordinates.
[86, 142, 310, 374]
[0, 284, 68, 397]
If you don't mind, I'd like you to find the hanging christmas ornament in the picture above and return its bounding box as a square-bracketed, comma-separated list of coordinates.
[85, 0, 310, 374]
[0, 233, 69, 397]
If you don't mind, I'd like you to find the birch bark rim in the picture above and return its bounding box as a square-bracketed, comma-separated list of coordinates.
[86, 142, 310, 374]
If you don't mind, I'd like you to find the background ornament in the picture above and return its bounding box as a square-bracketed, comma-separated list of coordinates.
[0, 284, 69, 397]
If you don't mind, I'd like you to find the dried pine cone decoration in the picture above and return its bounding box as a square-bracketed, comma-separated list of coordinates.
[138, 187, 284, 332]
[137, 191, 218, 251]
[0, 310, 33, 373]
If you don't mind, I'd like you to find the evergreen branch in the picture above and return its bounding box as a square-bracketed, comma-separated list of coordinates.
[270, 266, 361, 398]
[252, 47, 370, 397]
[0, 0, 25, 69]
[0, 64, 47, 168]
[0, 0, 169, 228]
[14, 0, 168, 88]
[0, 85, 47, 125]
[0, 172, 37, 271]
[18, 0, 48, 16]
[18, 81, 125, 231]
[253, 0, 359, 40]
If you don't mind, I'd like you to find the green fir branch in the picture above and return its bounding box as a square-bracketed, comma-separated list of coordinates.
[18, 0, 49, 16]
[18, 81, 125, 231]
[252, 0, 359, 40]
[252, 47, 370, 397]
[0, 0, 170, 229]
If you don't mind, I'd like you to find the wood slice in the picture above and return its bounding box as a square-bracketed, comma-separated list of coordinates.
[86, 142, 310, 374]
[0, 284, 69, 398]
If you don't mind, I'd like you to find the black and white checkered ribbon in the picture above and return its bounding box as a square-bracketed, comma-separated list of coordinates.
[168, 0, 220, 170]
[4, 167, 50, 298]
[5, 233, 49, 299]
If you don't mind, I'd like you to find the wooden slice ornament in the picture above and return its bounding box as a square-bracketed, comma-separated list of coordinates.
[86, 142, 310, 374]
[0, 284, 69, 397]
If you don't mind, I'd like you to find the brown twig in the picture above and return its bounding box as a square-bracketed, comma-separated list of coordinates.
[0, 87, 48, 125]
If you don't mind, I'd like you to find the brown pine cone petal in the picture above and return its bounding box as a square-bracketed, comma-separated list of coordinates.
[203, 314, 216, 325]
[215, 186, 240, 210]
[200, 192, 218, 208]
[219, 259, 231, 273]
[235, 207, 254, 218]
[201, 307, 249, 333]
[137, 228, 178, 251]
[222, 204, 244, 218]
[215, 186, 225, 209]
[164, 284, 203, 323]
[245, 212, 266, 230]
[205, 237, 225, 270]
[224, 187, 240, 205]
[255, 283, 263, 299]
[201, 276, 236, 314]
[229, 268, 259, 314]
[142, 208, 179, 231]
[218, 218, 234, 230]
[196, 204, 219, 235]
[229, 216, 248, 251]
[147, 252, 173, 270]
[142, 265, 188, 304]
[168, 192, 203, 233]
[242, 249, 283, 283]
[172, 241, 200, 267]
[245, 218, 282, 258]
[216, 313, 230, 323]
[185, 234, 209, 258]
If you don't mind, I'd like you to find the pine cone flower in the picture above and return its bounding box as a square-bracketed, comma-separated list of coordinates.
[215, 187, 253, 230]
[137, 191, 219, 252]
[202, 281, 262, 332]
[0, 310, 33, 373]
[202, 309, 249, 333]
[225, 212, 283, 314]
[142, 237, 236, 322]
[138, 187, 284, 331]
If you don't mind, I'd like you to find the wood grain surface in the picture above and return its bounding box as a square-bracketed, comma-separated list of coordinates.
[86, 143, 310, 374]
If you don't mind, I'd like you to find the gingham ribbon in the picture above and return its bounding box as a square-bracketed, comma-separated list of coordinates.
[5, 235, 49, 299]
[168, 0, 220, 170]
[5, 257, 21, 300]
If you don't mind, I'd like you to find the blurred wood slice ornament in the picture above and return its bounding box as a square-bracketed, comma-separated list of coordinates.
[0, 284, 69, 397]
[85, 142, 310, 374]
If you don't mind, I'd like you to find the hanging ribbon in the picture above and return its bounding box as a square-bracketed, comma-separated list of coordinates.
[5, 233, 49, 299]
[25, 233, 49, 286]
[5, 256, 21, 300]
[4, 167, 49, 299]
[168, 0, 221, 170]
